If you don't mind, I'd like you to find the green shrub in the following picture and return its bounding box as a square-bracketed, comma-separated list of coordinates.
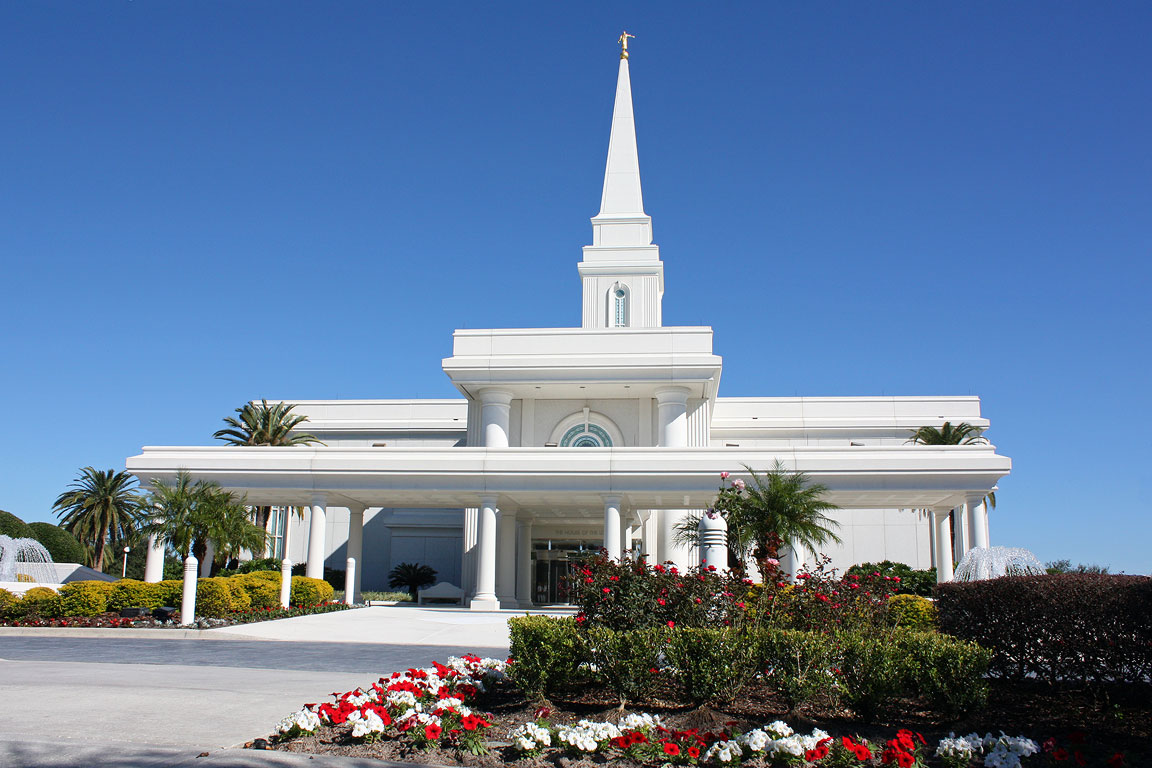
[27, 522, 86, 564]
[15, 586, 61, 619]
[889, 594, 938, 630]
[223, 578, 251, 611]
[0, 587, 20, 619]
[846, 561, 937, 597]
[156, 579, 184, 607]
[836, 631, 910, 723]
[240, 570, 281, 583]
[902, 631, 992, 719]
[666, 627, 760, 706]
[758, 629, 835, 715]
[236, 557, 282, 574]
[57, 581, 115, 617]
[0, 509, 34, 539]
[290, 575, 334, 606]
[508, 615, 585, 700]
[580, 626, 663, 707]
[231, 574, 280, 609]
[195, 577, 233, 618]
[106, 579, 169, 611]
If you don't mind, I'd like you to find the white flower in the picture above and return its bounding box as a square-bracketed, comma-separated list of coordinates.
[276, 708, 321, 735]
[350, 709, 387, 739]
[739, 729, 770, 753]
[618, 712, 663, 731]
[764, 720, 794, 738]
[705, 739, 743, 764]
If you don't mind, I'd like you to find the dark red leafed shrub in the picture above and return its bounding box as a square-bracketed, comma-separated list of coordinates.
[936, 574, 1152, 685]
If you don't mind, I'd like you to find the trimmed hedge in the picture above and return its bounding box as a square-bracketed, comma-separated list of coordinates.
[508, 615, 584, 700]
[505, 616, 989, 722]
[11, 586, 61, 619]
[290, 575, 334, 606]
[0, 509, 34, 539]
[888, 594, 937, 630]
[57, 581, 115, 617]
[231, 574, 280, 609]
[196, 578, 233, 618]
[936, 574, 1152, 685]
[27, 522, 86, 564]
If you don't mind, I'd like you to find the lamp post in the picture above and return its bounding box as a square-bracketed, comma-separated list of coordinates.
[122, 546, 131, 578]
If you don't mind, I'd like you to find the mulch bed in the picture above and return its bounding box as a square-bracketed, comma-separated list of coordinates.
[259, 675, 1152, 766]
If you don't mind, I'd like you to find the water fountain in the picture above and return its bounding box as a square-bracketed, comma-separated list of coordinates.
[0, 534, 56, 584]
[953, 545, 1046, 582]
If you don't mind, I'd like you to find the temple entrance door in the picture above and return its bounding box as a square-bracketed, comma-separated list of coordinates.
[533, 541, 597, 605]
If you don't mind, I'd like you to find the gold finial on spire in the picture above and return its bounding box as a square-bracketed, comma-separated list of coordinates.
[618, 30, 635, 59]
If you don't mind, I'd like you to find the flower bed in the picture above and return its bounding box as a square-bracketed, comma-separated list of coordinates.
[1, 601, 353, 628]
[263, 653, 1144, 767]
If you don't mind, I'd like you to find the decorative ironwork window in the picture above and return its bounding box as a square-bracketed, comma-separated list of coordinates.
[560, 422, 613, 447]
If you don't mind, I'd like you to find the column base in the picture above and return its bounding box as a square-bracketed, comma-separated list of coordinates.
[469, 596, 501, 611]
[518, 600, 535, 610]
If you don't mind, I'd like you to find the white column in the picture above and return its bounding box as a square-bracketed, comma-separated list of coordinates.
[952, 507, 969, 565]
[144, 534, 165, 583]
[516, 519, 534, 607]
[199, 541, 215, 578]
[640, 510, 658, 563]
[347, 505, 364, 603]
[479, 389, 514, 448]
[279, 558, 293, 608]
[655, 387, 690, 448]
[470, 497, 499, 610]
[282, 505, 295, 561]
[496, 508, 517, 606]
[622, 521, 634, 558]
[933, 508, 954, 583]
[305, 495, 327, 580]
[462, 506, 478, 597]
[180, 555, 198, 624]
[603, 496, 622, 561]
[655, 387, 692, 571]
[966, 495, 990, 550]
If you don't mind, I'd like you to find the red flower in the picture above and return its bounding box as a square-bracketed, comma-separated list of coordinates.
[461, 714, 480, 731]
[1053, 748, 1070, 761]
[1074, 751, 1087, 767]
[855, 744, 873, 760]
[687, 745, 700, 759]
[1107, 753, 1126, 767]
[602, 587, 611, 594]
[667, 620, 675, 628]
[424, 723, 442, 741]
[663, 742, 680, 756]
[897, 752, 914, 768]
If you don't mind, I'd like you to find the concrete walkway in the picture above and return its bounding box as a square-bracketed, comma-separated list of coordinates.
[0, 606, 530, 767]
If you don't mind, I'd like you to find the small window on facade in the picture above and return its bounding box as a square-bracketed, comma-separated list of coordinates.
[610, 283, 629, 327]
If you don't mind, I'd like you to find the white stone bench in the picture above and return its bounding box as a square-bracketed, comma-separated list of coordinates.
[418, 582, 464, 605]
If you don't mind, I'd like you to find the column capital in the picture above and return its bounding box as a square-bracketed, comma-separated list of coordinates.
[498, 508, 518, 520]
[930, 507, 953, 520]
[347, 503, 366, 516]
[601, 494, 623, 507]
[310, 492, 328, 507]
[654, 386, 690, 405]
[478, 388, 514, 406]
[479, 495, 499, 508]
[964, 494, 986, 509]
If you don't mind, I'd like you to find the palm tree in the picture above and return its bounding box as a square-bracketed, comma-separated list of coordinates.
[142, 470, 266, 571]
[678, 462, 841, 581]
[53, 468, 144, 571]
[906, 421, 986, 446]
[213, 399, 324, 549]
[389, 562, 437, 600]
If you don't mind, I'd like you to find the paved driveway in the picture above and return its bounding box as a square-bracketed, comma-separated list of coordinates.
[0, 606, 524, 767]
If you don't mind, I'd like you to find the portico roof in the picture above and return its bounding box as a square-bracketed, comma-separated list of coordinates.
[126, 444, 1010, 515]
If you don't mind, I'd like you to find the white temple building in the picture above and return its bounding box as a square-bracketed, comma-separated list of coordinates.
[127, 46, 1011, 609]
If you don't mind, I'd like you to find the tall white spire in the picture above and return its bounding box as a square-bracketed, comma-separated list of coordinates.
[598, 56, 646, 217]
[579, 38, 664, 329]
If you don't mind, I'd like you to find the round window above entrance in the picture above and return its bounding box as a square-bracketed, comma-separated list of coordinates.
[560, 423, 613, 447]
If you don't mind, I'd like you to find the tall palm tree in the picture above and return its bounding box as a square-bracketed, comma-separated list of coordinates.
[213, 399, 323, 550]
[678, 462, 841, 581]
[142, 470, 266, 570]
[908, 422, 996, 509]
[53, 468, 144, 571]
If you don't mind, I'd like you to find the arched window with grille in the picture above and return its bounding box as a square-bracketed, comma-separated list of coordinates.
[608, 283, 629, 328]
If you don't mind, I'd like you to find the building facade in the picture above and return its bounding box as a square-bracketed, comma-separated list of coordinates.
[127, 51, 1011, 608]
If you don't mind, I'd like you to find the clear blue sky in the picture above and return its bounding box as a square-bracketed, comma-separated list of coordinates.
[1, 3, 1148, 574]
